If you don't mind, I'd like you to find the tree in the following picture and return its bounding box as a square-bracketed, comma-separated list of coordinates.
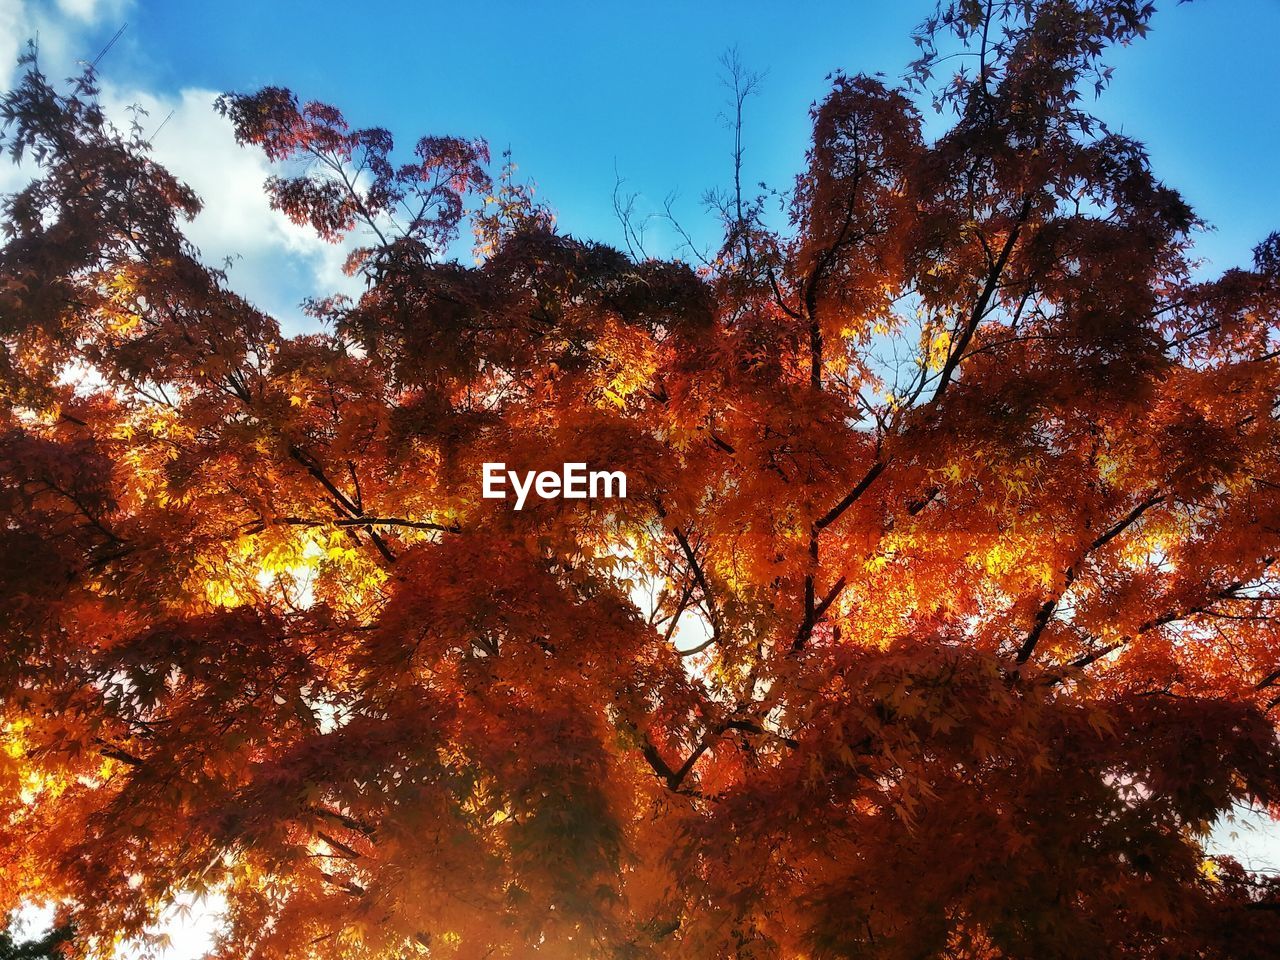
[0, 921, 72, 960]
[2, 1, 1280, 957]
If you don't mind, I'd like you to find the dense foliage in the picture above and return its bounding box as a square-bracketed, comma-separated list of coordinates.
[3, 1, 1280, 957]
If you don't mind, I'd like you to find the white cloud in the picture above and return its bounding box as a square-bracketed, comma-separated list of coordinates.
[1210, 804, 1280, 874]
[99, 83, 364, 328]
[55, 0, 128, 22]
[0, 0, 126, 86]
[0, 1, 22, 91]
[1, 0, 363, 334]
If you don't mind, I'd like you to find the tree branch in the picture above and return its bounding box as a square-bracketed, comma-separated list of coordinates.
[1015, 493, 1166, 665]
[930, 194, 1034, 404]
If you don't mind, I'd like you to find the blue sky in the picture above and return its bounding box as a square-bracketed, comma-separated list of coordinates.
[4, 0, 1277, 331]
[1, 3, 1279, 951]
[126, 0, 1279, 258]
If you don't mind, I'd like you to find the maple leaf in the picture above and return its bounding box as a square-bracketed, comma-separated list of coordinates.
[3, 3, 1280, 959]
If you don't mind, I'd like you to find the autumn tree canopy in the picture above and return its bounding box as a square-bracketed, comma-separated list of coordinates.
[4, 1, 1280, 957]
